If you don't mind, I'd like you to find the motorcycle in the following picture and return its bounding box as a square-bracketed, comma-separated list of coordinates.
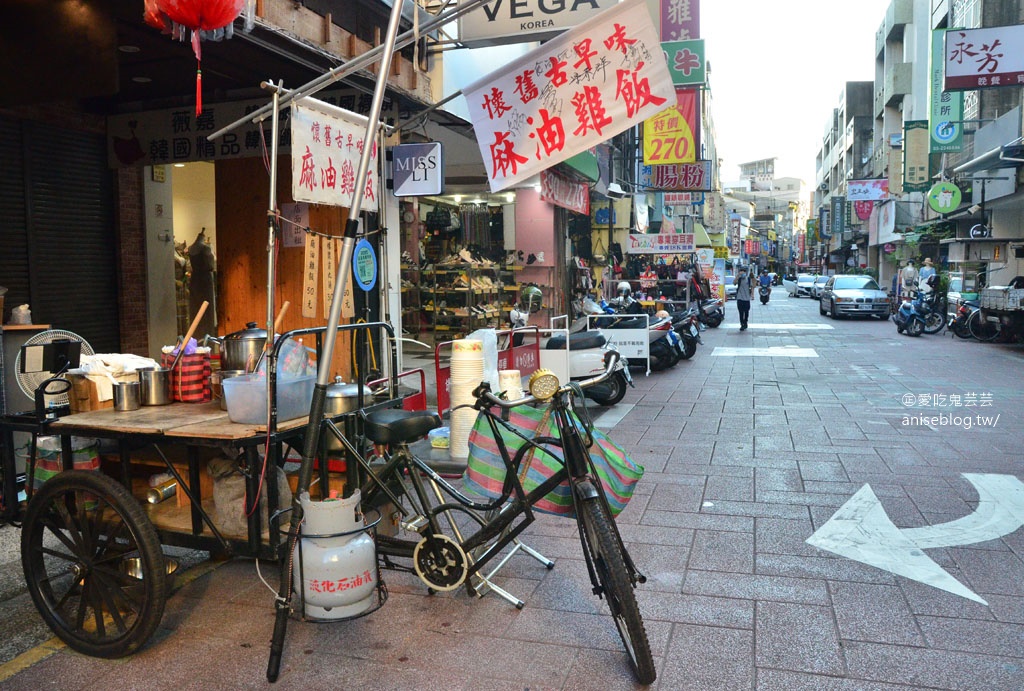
[915, 291, 946, 334]
[893, 297, 926, 337]
[541, 330, 633, 406]
[583, 298, 680, 371]
[697, 297, 724, 327]
[668, 306, 702, 361]
[758, 285, 771, 305]
[949, 298, 979, 340]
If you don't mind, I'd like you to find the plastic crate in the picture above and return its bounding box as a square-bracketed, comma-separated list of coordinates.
[222, 374, 315, 424]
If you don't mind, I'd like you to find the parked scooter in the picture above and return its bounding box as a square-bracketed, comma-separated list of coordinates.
[893, 297, 926, 336]
[949, 298, 979, 340]
[542, 330, 633, 405]
[664, 306, 702, 361]
[758, 285, 771, 305]
[698, 297, 724, 327]
[581, 295, 679, 371]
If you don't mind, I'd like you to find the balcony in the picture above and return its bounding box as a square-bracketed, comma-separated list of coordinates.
[884, 62, 912, 107]
[884, 0, 913, 41]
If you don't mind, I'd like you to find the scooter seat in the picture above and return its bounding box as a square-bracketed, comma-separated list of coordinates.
[545, 331, 607, 351]
[363, 409, 441, 445]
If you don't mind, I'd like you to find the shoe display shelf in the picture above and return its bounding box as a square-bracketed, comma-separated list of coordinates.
[420, 262, 513, 340]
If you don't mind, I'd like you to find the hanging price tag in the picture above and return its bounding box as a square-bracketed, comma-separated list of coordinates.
[323, 236, 337, 319]
[301, 234, 320, 318]
[341, 271, 356, 319]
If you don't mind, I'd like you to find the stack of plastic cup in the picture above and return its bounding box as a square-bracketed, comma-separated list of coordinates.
[449, 339, 485, 460]
[498, 369, 524, 401]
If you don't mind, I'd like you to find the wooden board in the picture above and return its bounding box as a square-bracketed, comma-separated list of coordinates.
[50, 402, 229, 436]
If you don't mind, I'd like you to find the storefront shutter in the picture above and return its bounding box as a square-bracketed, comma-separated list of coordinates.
[0, 117, 28, 325]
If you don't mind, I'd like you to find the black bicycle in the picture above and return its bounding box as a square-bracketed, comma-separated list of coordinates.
[356, 352, 656, 684]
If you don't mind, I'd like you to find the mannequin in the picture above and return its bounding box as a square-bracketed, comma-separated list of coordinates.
[188, 229, 217, 336]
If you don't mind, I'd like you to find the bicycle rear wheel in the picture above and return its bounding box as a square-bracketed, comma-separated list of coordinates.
[578, 496, 656, 684]
[967, 310, 999, 341]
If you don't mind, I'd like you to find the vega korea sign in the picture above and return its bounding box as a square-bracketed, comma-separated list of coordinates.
[459, 0, 618, 47]
[945, 25, 1024, 90]
[291, 99, 379, 209]
[463, 0, 674, 192]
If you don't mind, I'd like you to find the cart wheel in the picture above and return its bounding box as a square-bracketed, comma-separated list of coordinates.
[21, 470, 167, 658]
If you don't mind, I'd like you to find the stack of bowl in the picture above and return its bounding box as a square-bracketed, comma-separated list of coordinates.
[448, 339, 484, 460]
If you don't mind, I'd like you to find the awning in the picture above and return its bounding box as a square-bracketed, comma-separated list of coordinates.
[953, 137, 1024, 175]
[694, 222, 712, 247]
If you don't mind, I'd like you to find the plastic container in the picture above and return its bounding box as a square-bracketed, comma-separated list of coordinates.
[222, 373, 315, 424]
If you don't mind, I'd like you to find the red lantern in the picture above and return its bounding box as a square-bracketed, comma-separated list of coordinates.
[151, 0, 245, 115]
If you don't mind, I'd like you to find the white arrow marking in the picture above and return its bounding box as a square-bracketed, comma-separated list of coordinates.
[807, 474, 1024, 605]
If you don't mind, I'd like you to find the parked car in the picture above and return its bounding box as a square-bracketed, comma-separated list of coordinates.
[792, 273, 816, 297]
[809, 275, 830, 299]
[725, 275, 737, 299]
[819, 275, 890, 319]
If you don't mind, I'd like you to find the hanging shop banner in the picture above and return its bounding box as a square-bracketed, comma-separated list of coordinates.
[830, 196, 845, 238]
[902, 120, 930, 192]
[626, 233, 695, 254]
[846, 179, 889, 202]
[661, 39, 706, 86]
[291, 99, 379, 209]
[301, 234, 320, 319]
[463, 0, 674, 192]
[280, 202, 309, 248]
[323, 236, 337, 320]
[540, 169, 590, 215]
[458, 0, 618, 48]
[639, 159, 712, 191]
[927, 181, 962, 214]
[660, 0, 699, 40]
[930, 29, 963, 153]
[642, 88, 699, 165]
[391, 142, 444, 197]
[944, 25, 1024, 91]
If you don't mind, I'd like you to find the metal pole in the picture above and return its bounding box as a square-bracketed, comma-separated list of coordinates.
[266, 82, 282, 426]
[267, 1, 407, 682]
[208, 0, 492, 142]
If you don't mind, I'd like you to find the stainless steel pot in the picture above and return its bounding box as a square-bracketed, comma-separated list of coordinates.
[210, 322, 267, 373]
[113, 381, 141, 411]
[138, 367, 171, 406]
[323, 377, 372, 453]
[212, 369, 246, 410]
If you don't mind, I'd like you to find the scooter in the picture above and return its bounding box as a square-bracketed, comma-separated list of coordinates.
[893, 297, 926, 336]
[541, 330, 633, 405]
[664, 306, 702, 361]
[949, 298, 979, 340]
[583, 298, 679, 371]
[698, 297, 724, 327]
[759, 285, 771, 305]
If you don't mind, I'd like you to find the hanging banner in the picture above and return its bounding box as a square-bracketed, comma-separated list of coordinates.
[944, 25, 1024, 91]
[540, 169, 590, 215]
[626, 233, 695, 254]
[642, 88, 698, 165]
[831, 196, 845, 238]
[323, 236, 337, 320]
[931, 29, 963, 153]
[639, 159, 712, 191]
[302, 234, 320, 319]
[463, 0, 674, 192]
[660, 0, 699, 40]
[291, 98, 379, 209]
[903, 120, 930, 192]
[847, 179, 889, 201]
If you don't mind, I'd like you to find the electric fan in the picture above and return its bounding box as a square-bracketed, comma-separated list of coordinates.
[14, 330, 94, 409]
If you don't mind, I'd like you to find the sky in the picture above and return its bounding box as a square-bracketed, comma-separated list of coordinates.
[701, 0, 894, 186]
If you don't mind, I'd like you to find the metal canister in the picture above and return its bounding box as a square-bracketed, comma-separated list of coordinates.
[113, 381, 141, 411]
[323, 377, 372, 453]
[146, 478, 177, 504]
[138, 367, 171, 406]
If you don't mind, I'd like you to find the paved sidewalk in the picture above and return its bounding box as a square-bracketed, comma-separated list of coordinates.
[3, 291, 1024, 689]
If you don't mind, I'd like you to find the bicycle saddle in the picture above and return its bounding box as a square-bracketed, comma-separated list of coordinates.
[363, 409, 441, 444]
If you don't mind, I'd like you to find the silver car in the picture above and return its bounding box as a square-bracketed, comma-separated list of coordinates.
[819, 275, 890, 319]
[809, 276, 830, 299]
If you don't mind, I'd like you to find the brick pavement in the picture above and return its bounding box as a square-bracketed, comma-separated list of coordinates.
[2, 291, 1024, 689]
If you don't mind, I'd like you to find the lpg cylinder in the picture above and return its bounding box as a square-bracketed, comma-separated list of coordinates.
[292, 490, 378, 620]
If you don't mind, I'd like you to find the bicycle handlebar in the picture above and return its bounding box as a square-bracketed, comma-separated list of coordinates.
[473, 350, 621, 410]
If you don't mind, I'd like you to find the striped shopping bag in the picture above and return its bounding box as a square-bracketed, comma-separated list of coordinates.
[161, 353, 212, 403]
[464, 405, 643, 517]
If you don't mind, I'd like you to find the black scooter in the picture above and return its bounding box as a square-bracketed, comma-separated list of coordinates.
[759, 285, 771, 305]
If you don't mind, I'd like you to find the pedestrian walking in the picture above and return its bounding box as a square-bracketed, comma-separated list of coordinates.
[734, 266, 753, 331]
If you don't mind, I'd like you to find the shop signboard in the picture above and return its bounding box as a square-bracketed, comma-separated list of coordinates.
[903, 120, 930, 191]
[626, 233, 695, 253]
[847, 179, 888, 201]
[391, 142, 444, 197]
[944, 25, 1024, 91]
[659, 0, 700, 40]
[291, 98, 379, 209]
[642, 88, 699, 165]
[464, 0, 673, 192]
[639, 160, 712, 191]
[830, 196, 845, 238]
[930, 29, 963, 153]
[540, 169, 590, 214]
[927, 181, 962, 214]
[661, 39, 706, 86]
[457, 0, 618, 47]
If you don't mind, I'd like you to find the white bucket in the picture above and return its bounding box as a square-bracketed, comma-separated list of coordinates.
[293, 490, 378, 620]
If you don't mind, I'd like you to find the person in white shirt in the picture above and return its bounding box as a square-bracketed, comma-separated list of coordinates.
[900, 260, 918, 299]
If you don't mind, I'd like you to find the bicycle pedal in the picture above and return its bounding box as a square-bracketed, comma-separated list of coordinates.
[401, 515, 429, 533]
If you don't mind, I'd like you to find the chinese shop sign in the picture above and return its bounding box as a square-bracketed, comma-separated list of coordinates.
[945, 25, 1024, 91]
[639, 159, 712, 191]
[458, 0, 618, 47]
[464, 0, 673, 192]
[291, 98, 379, 209]
[847, 179, 889, 202]
[931, 29, 962, 153]
[626, 233, 695, 254]
[661, 39, 705, 86]
[660, 0, 699, 40]
[902, 120, 930, 192]
[642, 87, 698, 165]
[540, 169, 590, 214]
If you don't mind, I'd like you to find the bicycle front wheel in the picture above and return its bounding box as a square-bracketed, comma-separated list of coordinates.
[578, 496, 656, 684]
[968, 309, 999, 341]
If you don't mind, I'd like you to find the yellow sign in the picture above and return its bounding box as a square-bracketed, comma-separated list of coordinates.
[713, 246, 729, 259]
[642, 107, 696, 165]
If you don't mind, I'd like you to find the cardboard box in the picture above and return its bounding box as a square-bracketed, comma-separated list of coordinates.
[68, 374, 137, 413]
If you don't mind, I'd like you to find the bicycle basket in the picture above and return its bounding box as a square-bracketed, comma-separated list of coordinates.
[464, 406, 643, 517]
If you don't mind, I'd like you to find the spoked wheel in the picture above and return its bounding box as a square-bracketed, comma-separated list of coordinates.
[21, 470, 167, 658]
[905, 318, 924, 337]
[952, 316, 974, 339]
[967, 310, 999, 342]
[923, 310, 945, 334]
[578, 496, 656, 685]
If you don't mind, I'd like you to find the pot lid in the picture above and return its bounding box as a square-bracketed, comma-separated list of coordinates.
[326, 376, 372, 398]
[224, 321, 267, 342]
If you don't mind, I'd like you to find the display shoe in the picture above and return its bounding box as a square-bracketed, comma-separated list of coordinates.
[527, 253, 537, 265]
